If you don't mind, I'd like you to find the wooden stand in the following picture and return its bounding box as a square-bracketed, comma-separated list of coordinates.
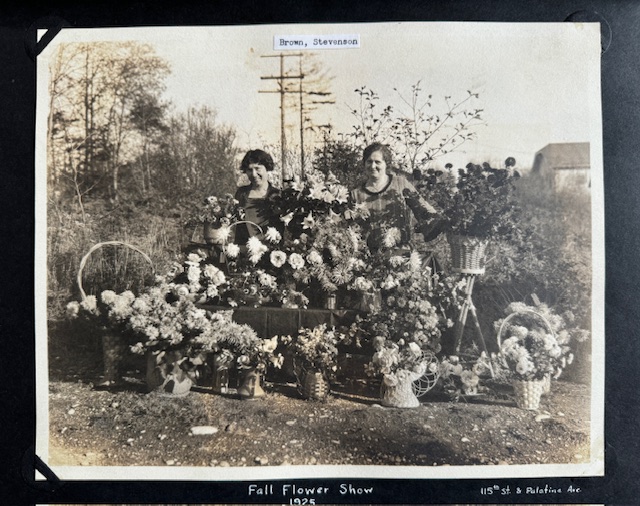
[452, 274, 494, 376]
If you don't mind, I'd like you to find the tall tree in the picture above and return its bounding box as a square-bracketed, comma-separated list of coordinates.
[48, 41, 170, 203]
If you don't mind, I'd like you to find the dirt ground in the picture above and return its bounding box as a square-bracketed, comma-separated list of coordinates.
[47, 332, 592, 469]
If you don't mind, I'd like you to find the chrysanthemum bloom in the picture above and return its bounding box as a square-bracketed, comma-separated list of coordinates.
[81, 295, 97, 313]
[65, 301, 80, 318]
[247, 236, 268, 264]
[101, 290, 117, 305]
[270, 250, 287, 268]
[203, 264, 226, 286]
[224, 243, 240, 258]
[383, 227, 402, 248]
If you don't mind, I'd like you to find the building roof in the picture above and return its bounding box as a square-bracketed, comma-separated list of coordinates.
[535, 142, 590, 170]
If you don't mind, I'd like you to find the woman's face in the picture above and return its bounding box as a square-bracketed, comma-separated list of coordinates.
[364, 150, 388, 183]
[245, 163, 269, 188]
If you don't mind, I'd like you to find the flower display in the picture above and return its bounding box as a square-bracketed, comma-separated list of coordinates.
[415, 162, 521, 239]
[279, 324, 347, 375]
[186, 193, 245, 228]
[493, 302, 585, 381]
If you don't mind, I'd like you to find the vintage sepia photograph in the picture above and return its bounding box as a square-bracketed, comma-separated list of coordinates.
[35, 22, 604, 483]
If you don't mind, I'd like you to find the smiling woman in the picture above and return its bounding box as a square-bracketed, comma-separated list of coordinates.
[233, 149, 281, 245]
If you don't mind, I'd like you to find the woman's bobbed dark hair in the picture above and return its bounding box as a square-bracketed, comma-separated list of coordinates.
[241, 149, 275, 172]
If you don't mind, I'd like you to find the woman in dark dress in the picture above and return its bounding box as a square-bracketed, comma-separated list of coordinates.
[233, 149, 280, 245]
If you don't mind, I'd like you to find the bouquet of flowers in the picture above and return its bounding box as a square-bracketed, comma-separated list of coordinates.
[214, 325, 283, 373]
[186, 194, 245, 229]
[438, 354, 495, 398]
[416, 162, 521, 240]
[280, 324, 347, 376]
[494, 301, 588, 382]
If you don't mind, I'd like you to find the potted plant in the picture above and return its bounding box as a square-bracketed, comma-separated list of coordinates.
[279, 324, 348, 401]
[68, 283, 221, 395]
[214, 326, 283, 399]
[416, 162, 521, 274]
[186, 194, 245, 245]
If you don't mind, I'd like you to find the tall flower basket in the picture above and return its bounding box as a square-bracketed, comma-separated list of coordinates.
[77, 241, 154, 385]
[511, 379, 546, 410]
[447, 234, 488, 275]
[497, 309, 557, 408]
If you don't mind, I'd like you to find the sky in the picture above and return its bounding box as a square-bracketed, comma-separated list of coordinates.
[40, 22, 602, 171]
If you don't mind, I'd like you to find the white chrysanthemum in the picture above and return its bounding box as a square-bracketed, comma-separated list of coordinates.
[264, 227, 282, 244]
[187, 265, 201, 283]
[81, 295, 97, 313]
[247, 236, 268, 264]
[101, 290, 117, 305]
[203, 264, 226, 286]
[224, 243, 240, 259]
[65, 301, 80, 319]
[288, 253, 305, 270]
[187, 252, 203, 265]
[389, 255, 406, 268]
[258, 272, 277, 288]
[383, 227, 402, 248]
[270, 250, 287, 268]
[408, 341, 421, 356]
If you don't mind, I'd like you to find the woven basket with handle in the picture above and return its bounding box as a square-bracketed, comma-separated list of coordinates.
[497, 308, 555, 397]
[77, 241, 154, 384]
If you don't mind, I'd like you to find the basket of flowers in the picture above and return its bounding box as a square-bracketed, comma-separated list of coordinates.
[494, 304, 571, 409]
[415, 162, 521, 275]
[279, 324, 348, 401]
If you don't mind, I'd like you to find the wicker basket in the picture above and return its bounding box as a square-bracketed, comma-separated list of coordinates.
[512, 379, 545, 410]
[77, 241, 154, 384]
[447, 234, 488, 275]
[497, 308, 557, 401]
[412, 352, 440, 398]
[299, 369, 330, 401]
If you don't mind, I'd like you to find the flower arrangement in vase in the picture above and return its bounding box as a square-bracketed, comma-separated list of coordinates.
[279, 324, 348, 400]
[213, 325, 283, 399]
[186, 194, 246, 245]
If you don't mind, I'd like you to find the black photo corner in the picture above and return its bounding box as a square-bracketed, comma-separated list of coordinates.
[1, 1, 639, 504]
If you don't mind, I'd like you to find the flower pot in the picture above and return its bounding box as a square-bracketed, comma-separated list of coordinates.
[512, 379, 545, 410]
[210, 353, 233, 394]
[299, 369, 330, 401]
[541, 373, 551, 395]
[380, 367, 425, 408]
[447, 234, 488, 275]
[101, 333, 126, 385]
[237, 367, 265, 399]
[203, 222, 231, 245]
[146, 350, 193, 397]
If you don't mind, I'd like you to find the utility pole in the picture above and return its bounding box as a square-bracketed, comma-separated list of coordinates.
[260, 53, 335, 181]
[260, 53, 303, 182]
